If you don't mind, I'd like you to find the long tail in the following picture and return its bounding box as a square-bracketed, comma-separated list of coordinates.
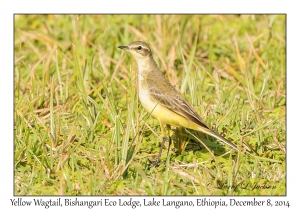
[196, 126, 238, 151]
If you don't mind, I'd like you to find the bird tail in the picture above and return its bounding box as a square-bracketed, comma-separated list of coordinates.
[196, 126, 238, 151]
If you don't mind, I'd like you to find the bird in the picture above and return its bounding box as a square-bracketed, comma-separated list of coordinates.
[118, 41, 238, 165]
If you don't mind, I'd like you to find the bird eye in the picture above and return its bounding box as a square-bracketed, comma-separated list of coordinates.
[137, 46, 142, 50]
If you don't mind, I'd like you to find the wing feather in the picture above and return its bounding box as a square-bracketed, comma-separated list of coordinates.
[146, 69, 210, 129]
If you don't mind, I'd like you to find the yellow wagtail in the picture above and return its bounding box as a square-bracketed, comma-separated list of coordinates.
[119, 41, 238, 165]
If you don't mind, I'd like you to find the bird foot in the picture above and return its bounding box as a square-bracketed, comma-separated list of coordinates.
[149, 158, 161, 167]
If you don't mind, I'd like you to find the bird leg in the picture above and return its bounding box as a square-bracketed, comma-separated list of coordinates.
[150, 121, 168, 166]
[165, 125, 173, 165]
[151, 123, 173, 167]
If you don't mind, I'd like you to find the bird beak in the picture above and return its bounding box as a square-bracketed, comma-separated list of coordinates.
[118, 46, 129, 51]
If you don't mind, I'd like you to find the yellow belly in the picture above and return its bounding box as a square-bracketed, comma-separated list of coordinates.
[139, 88, 199, 129]
[138, 70, 200, 130]
[150, 102, 199, 129]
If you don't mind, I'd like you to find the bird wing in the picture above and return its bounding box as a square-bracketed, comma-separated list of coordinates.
[147, 69, 210, 129]
[145, 67, 238, 151]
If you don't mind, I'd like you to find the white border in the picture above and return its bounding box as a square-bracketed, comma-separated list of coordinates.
[2, 0, 298, 209]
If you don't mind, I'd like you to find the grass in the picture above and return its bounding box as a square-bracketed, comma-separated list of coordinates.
[14, 14, 286, 195]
